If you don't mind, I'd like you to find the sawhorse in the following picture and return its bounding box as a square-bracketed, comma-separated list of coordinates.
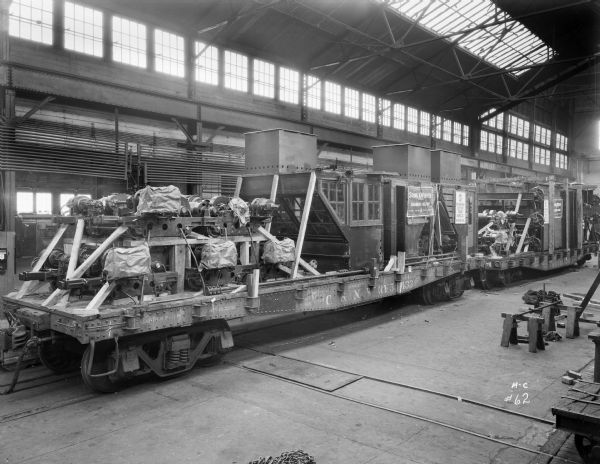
[501, 312, 546, 353]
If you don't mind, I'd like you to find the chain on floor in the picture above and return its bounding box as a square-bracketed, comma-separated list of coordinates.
[248, 449, 316, 464]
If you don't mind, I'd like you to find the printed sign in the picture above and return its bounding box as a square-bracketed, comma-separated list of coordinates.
[543, 199, 563, 222]
[454, 190, 467, 224]
[407, 186, 435, 218]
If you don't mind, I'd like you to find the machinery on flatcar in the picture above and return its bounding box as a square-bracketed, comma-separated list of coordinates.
[0, 129, 474, 392]
[472, 179, 599, 288]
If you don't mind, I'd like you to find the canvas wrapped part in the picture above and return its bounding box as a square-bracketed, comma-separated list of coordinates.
[228, 197, 250, 226]
[103, 244, 152, 281]
[135, 185, 189, 215]
[201, 240, 238, 269]
[263, 237, 296, 264]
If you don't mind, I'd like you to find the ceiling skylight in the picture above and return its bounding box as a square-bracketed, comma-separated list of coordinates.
[383, 0, 555, 76]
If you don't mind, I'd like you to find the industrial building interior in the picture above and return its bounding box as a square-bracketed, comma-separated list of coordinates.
[2, 0, 600, 463]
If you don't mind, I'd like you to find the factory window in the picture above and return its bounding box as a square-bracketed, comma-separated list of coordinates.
[351, 182, 365, 221]
[16, 191, 34, 214]
[154, 29, 185, 77]
[479, 131, 488, 152]
[112, 16, 147, 68]
[253, 59, 275, 98]
[556, 133, 568, 151]
[362, 94, 376, 123]
[379, 99, 391, 127]
[508, 114, 530, 138]
[480, 130, 492, 153]
[35, 192, 52, 214]
[393, 103, 405, 130]
[481, 108, 504, 130]
[556, 152, 568, 170]
[533, 146, 550, 166]
[224, 50, 248, 92]
[419, 111, 430, 136]
[304, 75, 321, 110]
[508, 138, 529, 161]
[195, 41, 219, 85]
[344, 88, 359, 119]
[64, 2, 103, 57]
[495, 131, 502, 154]
[321, 180, 346, 223]
[367, 183, 380, 220]
[279, 67, 299, 104]
[9, 0, 53, 45]
[463, 125, 470, 147]
[442, 119, 452, 142]
[324, 81, 341, 114]
[481, 130, 501, 154]
[406, 107, 418, 133]
[534, 124, 551, 146]
[432, 116, 442, 138]
[452, 121, 462, 144]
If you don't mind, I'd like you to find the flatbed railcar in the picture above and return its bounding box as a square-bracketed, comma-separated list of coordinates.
[0, 129, 473, 392]
[469, 178, 599, 288]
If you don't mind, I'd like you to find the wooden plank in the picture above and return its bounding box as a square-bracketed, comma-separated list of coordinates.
[383, 256, 396, 272]
[265, 174, 279, 234]
[84, 281, 116, 313]
[66, 219, 85, 278]
[514, 193, 522, 213]
[566, 306, 579, 339]
[292, 171, 316, 279]
[528, 317, 540, 353]
[58, 218, 86, 306]
[396, 251, 405, 274]
[239, 242, 250, 265]
[234, 176, 243, 198]
[515, 217, 531, 254]
[478, 221, 494, 235]
[16, 224, 69, 298]
[170, 244, 187, 293]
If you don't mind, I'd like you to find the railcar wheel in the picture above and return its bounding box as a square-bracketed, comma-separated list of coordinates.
[39, 342, 82, 374]
[419, 286, 433, 305]
[196, 335, 224, 367]
[574, 434, 600, 463]
[447, 277, 464, 300]
[80, 342, 121, 393]
[478, 269, 491, 290]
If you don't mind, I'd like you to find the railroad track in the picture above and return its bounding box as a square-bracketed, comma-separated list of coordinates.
[228, 345, 578, 464]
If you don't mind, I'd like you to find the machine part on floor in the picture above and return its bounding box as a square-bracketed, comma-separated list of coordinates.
[248, 450, 316, 464]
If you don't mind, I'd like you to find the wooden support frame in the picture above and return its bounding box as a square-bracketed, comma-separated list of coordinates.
[16, 224, 69, 298]
[234, 176, 243, 198]
[515, 217, 531, 255]
[265, 174, 279, 234]
[292, 172, 316, 279]
[84, 281, 117, 313]
[42, 225, 128, 307]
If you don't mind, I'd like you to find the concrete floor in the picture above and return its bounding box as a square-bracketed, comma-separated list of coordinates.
[2, 263, 599, 464]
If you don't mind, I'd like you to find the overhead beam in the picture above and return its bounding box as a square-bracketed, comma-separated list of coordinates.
[481, 56, 598, 121]
[15, 95, 55, 124]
